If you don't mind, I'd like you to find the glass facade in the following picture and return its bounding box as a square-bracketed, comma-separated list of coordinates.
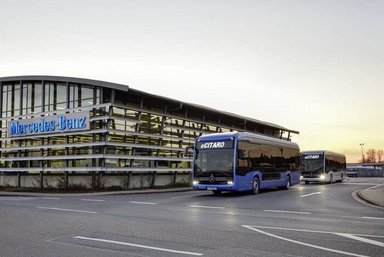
[0, 76, 297, 188]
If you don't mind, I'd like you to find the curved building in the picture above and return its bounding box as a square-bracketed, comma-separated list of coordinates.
[0, 75, 299, 189]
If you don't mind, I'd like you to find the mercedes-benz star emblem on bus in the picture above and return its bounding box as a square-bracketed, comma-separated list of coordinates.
[209, 175, 216, 183]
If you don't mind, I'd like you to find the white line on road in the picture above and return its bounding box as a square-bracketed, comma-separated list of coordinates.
[129, 201, 157, 205]
[189, 205, 225, 209]
[335, 233, 384, 248]
[37, 207, 98, 214]
[343, 182, 380, 186]
[263, 210, 311, 215]
[80, 199, 105, 202]
[74, 236, 203, 256]
[366, 183, 384, 190]
[300, 192, 322, 198]
[242, 225, 369, 257]
[362, 216, 384, 220]
[242, 225, 384, 238]
[41, 197, 61, 200]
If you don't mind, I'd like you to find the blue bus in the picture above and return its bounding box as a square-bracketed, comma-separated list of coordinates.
[192, 132, 301, 194]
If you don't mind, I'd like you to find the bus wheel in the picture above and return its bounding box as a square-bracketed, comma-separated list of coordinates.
[284, 176, 291, 190]
[252, 177, 260, 194]
[212, 190, 222, 195]
[329, 174, 333, 184]
[305, 181, 309, 185]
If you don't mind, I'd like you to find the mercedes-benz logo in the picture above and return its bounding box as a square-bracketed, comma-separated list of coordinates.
[209, 175, 216, 183]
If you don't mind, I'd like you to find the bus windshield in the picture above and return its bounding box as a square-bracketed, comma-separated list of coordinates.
[194, 149, 233, 177]
[301, 154, 324, 173]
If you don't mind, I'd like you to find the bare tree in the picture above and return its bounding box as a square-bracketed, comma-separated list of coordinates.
[377, 149, 384, 163]
[365, 149, 376, 163]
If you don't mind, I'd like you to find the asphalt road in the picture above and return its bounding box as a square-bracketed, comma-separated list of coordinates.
[0, 178, 383, 257]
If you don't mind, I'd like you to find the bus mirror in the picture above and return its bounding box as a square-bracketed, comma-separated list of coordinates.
[185, 146, 194, 154]
[185, 146, 195, 158]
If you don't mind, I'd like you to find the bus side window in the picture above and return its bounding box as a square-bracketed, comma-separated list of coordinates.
[237, 149, 250, 176]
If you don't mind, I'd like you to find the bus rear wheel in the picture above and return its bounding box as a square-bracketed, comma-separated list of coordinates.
[251, 177, 260, 194]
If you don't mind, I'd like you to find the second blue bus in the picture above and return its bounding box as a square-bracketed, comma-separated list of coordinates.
[192, 132, 300, 194]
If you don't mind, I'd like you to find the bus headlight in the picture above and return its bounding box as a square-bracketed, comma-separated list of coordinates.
[193, 180, 199, 185]
[300, 176, 303, 180]
[227, 181, 233, 185]
[320, 175, 325, 180]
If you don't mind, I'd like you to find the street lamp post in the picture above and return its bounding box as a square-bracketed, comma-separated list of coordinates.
[360, 143, 365, 163]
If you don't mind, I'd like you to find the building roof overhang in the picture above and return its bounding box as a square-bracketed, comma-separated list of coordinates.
[0, 75, 129, 92]
[0, 75, 299, 135]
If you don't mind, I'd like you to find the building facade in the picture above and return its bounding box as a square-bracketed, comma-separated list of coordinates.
[0, 76, 298, 189]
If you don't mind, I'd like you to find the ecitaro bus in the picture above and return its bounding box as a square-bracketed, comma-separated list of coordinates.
[300, 150, 346, 184]
[192, 132, 300, 194]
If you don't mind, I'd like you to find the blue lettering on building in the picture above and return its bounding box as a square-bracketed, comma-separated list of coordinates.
[58, 115, 87, 130]
[8, 113, 88, 137]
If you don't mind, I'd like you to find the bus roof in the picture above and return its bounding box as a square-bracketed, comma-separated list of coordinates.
[301, 150, 346, 158]
[197, 132, 299, 149]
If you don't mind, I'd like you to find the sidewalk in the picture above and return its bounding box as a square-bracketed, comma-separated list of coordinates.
[356, 185, 384, 208]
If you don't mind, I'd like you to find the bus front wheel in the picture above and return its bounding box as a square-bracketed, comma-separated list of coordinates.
[252, 177, 260, 194]
[283, 176, 291, 190]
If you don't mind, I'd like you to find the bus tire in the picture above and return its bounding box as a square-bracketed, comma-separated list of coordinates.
[251, 177, 260, 194]
[212, 190, 222, 195]
[305, 181, 309, 185]
[284, 176, 291, 190]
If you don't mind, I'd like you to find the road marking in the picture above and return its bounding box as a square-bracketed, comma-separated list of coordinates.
[41, 197, 61, 200]
[242, 225, 384, 238]
[362, 216, 384, 220]
[74, 236, 203, 256]
[300, 192, 322, 198]
[242, 225, 369, 257]
[129, 201, 157, 205]
[37, 207, 97, 214]
[366, 183, 384, 190]
[80, 199, 105, 202]
[263, 210, 311, 215]
[343, 182, 380, 186]
[189, 205, 225, 209]
[335, 233, 384, 248]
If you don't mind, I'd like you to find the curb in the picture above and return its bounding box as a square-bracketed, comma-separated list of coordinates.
[354, 189, 384, 209]
[0, 187, 192, 197]
[356, 190, 380, 207]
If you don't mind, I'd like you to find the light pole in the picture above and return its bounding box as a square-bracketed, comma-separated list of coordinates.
[360, 143, 365, 163]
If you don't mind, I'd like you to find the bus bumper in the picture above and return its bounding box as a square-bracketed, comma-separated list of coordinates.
[301, 175, 327, 183]
[193, 184, 234, 191]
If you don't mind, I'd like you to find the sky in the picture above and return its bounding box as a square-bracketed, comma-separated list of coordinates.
[0, 0, 383, 163]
